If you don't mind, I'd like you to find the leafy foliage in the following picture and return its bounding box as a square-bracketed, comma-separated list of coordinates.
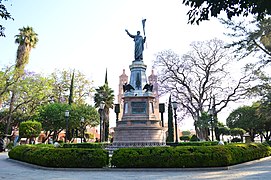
[226, 104, 260, 142]
[0, 0, 13, 37]
[111, 143, 271, 168]
[38, 103, 70, 133]
[195, 111, 211, 140]
[257, 92, 271, 141]
[94, 83, 114, 142]
[180, 135, 190, 141]
[221, 17, 271, 67]
[181, 130, 191, 136]
[63, 142, 105, 149]
[5, 26, 38, 135]
[50, 69, 94, 104]
[8, 145, 108, 168]
[216, 126, 230, 141]
[190, 134, 200, 141]
[19, 120, 42, 139]
[37, 103, 99, 142]
[14, 26, 38, 76]
[182, 0, 271, 25]
[0, 66, 16, 99]
[1, 72, 54, 125]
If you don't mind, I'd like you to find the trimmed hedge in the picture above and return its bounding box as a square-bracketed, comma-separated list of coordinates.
[63, 143, 103, 149]
[63, 143, 105, 149]
[8, 145, 108, 168]
[111, 143, 271, 168]
[8, 143, 271, 168]
[167, 141, 222, 147]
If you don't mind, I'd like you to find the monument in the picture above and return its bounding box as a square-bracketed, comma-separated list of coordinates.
[112, 21, 166, 147]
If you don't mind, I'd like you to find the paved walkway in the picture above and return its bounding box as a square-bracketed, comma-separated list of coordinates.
[1, 151, 271, 180]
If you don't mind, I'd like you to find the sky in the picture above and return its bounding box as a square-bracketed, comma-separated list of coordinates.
[0, 0, 244, 130]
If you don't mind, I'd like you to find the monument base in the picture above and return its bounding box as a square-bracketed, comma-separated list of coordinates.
[113, 126, 166, 147]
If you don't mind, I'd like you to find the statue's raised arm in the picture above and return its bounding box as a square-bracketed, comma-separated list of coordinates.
[125, 29, 135, 38]
[125, 29, 146, 61]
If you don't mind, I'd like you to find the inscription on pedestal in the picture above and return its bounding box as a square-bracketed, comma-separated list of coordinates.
[131, 102, 146, 114]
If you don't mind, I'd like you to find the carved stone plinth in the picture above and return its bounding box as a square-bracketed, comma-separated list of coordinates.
[112, 60, 166, 148]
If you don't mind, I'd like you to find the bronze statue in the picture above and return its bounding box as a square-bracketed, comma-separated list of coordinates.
[125, 29, 146, 61]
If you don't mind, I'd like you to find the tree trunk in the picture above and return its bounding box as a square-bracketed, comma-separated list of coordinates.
[249, 131, 255, 142]
[5, 91, 15, 135]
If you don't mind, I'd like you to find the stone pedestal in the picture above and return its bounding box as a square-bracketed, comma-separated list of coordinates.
[112, 60, 166, 147]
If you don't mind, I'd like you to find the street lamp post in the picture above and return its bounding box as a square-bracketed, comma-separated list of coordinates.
[99, 101, 105, 142]
[80, 117, 85, 143]
[114, 104, 120, 125]
[172, 101, 178, 143]
[65, 110, 69, 143]
[159, 103, 165, 127]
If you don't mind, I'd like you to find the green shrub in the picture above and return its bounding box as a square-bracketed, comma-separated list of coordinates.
[8, 145, 108, 168]
[111, 143, 271, 168]
[63, 142, 105, 149]
[190, 135, 200, 141]
[180, 135, 191, 141]
[263, 141, 271, 146]
[177, 141, 220, 146]
[19, 121, 42, 139]
[231, 137, 242, 143]
[167, 141, 221, 147]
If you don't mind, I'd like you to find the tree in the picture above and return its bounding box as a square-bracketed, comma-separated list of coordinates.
[94, 82, 114, 142]
[50, 69, 94, 104]
[230, 128, 246, 142]
[0, 66, 17, 100]
[195, 111, 211, 140]
[182, 0, 271, 25]
[14, 26, 39, 75]
[226, 104, 260, 142]
[257, 92, 271, 141]
[19, 120, 42, 144]
[180, 135, 190, 142]
[216, 126, 230, 141]
[35, 103, 69, 142]
[153, 39, 252, 140]
[5, 26, 38, 134]
[68, 69, 75, 105]
[167, 95, 174, 142]
[38, 103, 99, 142]
[221, 17, 271, 67]
[215, 122, 230, 141]
[71, 104, 100, 128]
[0, 0, 13, 37]
[181, 130, 191, 136]
[1, 72, 53, 129]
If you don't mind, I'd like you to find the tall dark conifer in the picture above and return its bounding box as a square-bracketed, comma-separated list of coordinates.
[167, 95, 174, 142]
[105, 68, 108, 85]
[68, 69, 75, 105]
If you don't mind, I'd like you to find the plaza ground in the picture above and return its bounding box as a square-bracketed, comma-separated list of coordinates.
[1, 151, 271, 179]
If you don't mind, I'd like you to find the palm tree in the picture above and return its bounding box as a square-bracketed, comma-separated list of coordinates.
[14, 26, 38, 75]
[5, 26, 38, 134]
[94, 71, 114, 142]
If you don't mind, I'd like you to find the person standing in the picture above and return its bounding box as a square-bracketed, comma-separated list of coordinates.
[13, 128, 19, 146]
